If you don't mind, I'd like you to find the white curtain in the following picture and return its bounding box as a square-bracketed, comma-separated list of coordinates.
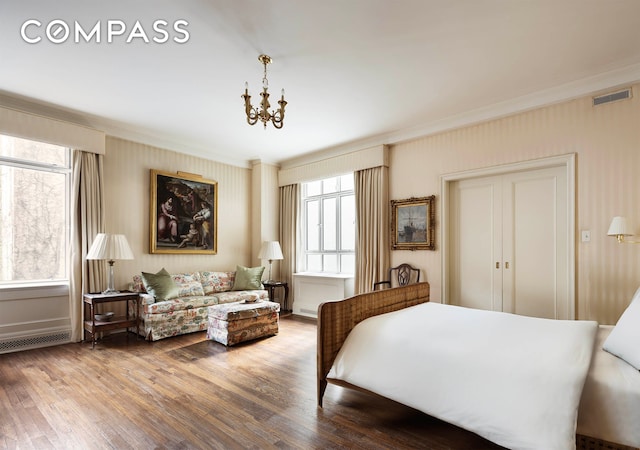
[279, 184, 300, 307]
[69, 150, 105, 342]
[354, 166, 389, 294]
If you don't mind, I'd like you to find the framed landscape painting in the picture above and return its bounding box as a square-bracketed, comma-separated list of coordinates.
[391, 196, 435, 250]
[150, 169, 218, 254]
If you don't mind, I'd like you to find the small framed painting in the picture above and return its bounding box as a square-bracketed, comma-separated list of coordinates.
[391, 196, 435, 250]
[150, 169, 218, 254]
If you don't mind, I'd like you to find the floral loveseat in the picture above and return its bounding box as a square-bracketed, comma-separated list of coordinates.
[130, 268, 268, 341]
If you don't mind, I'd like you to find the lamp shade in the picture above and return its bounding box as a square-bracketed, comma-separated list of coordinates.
[86, 233, 134, 261]
[258, 241, 283, 261]
[607, 216, 632, 237]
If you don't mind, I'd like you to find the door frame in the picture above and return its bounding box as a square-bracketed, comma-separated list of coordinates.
[440, 153, 576, 318]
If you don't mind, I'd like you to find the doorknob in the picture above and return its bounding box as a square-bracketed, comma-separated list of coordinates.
[505, 262, 510, 269]
[496, 262, 500, 269]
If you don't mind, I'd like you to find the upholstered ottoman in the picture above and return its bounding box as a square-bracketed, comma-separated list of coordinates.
[207, 300, 280, 346]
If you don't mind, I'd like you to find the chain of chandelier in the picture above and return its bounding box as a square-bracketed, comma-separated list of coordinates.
[242, 54, 287, 129]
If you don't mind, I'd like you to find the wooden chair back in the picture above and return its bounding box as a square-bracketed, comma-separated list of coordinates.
[373, 263, 421, 290]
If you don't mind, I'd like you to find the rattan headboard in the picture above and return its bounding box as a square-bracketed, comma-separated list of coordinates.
[316, 282, 430, 406]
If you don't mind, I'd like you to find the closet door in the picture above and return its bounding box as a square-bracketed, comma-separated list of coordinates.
[450, 175, 503, 312]
[449, 165, 568, 319]
[502, 166, 568, 319]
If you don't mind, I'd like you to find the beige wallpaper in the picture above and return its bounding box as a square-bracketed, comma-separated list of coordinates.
[103, 137, 253, 291]
[389, 84, 640, 324]
[103, 83, 640, 325]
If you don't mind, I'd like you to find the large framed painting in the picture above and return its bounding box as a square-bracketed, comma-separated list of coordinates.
[150, 169, 218, 254]
[391, 196, 435, 250]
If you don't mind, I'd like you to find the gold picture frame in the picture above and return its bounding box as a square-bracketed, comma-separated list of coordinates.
[150, 169, 218, 254]
[391, 196, 435, 250]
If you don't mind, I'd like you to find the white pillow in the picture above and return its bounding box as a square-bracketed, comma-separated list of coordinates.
[603, 286, 640, 370]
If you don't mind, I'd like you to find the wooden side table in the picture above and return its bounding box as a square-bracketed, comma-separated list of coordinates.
[263, 281, 290, 311]
[83, 291, 139, 348]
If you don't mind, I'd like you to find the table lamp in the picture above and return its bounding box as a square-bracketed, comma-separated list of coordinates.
[258, 241, 283, 282]
[86, 233, 134, 294]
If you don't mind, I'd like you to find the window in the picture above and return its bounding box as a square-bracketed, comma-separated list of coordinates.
[0, 134, 71, 285]
[302, 174, 355, 274]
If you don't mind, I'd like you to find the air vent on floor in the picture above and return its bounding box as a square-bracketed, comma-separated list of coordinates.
[592, 88, 632, 106]
[0, 331, 71, 354]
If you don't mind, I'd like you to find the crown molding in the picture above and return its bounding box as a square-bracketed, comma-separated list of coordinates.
[280, 62, 640, 168]
[0, 90, 252, 169]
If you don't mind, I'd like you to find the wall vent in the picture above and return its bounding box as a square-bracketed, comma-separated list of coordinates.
[300, 308, 317, 315]
[0, 331, 71, 354]
[592, 88, 632, 106]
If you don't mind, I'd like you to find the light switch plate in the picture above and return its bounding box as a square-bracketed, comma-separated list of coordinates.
[581, 230, 591, 242]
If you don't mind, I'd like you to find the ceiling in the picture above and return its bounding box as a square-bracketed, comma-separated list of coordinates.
[2, 1, 640, 168]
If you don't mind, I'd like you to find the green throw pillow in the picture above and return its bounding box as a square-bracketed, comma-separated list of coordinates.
[232, 265, 265, 291]
[141, 268, 179, 301]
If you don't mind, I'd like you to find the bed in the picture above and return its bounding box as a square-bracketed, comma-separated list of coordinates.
[317, 282, 640, 450]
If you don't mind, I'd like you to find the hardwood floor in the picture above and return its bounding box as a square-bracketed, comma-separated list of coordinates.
[0, 316, 505, 449]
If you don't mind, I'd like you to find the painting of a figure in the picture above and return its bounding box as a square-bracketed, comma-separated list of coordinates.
[391, 196, 435, 250]
[150, 170, 218, 254]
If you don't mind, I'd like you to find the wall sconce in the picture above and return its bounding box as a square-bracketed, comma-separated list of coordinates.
[607, 216, 640, 244]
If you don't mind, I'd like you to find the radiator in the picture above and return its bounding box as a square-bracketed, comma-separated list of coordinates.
[0, 330, 72, 354]
[292, 273, 354, 318]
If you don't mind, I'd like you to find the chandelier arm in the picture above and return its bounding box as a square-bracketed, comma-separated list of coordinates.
[271, 109, 282, 125]
[278, 98, 287, 117]
[272, 98, 287, 127]
[242, 93, 252, 115]
[247, 110, 259, 125]
[242, 92, 259, 125]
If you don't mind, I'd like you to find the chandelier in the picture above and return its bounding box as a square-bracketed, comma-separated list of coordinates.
[242, 54, 287, 129]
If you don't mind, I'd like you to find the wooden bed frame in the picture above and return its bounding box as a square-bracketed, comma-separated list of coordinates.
[316, 282, 636, 450]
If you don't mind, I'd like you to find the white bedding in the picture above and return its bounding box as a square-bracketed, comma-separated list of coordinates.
[577, 325, 640, 448]
[328, 302, 598, 450]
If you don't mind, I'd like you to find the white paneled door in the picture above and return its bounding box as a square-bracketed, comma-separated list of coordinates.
[449, 165, 569, 319]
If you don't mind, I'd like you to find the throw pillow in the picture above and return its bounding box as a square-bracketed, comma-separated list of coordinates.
[172, 272, 205, 297]
[603, 286, 640, 370]
[231, 265, 265, 291]
[200, 271, 235, 294]
[140, 268, 179, 302]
